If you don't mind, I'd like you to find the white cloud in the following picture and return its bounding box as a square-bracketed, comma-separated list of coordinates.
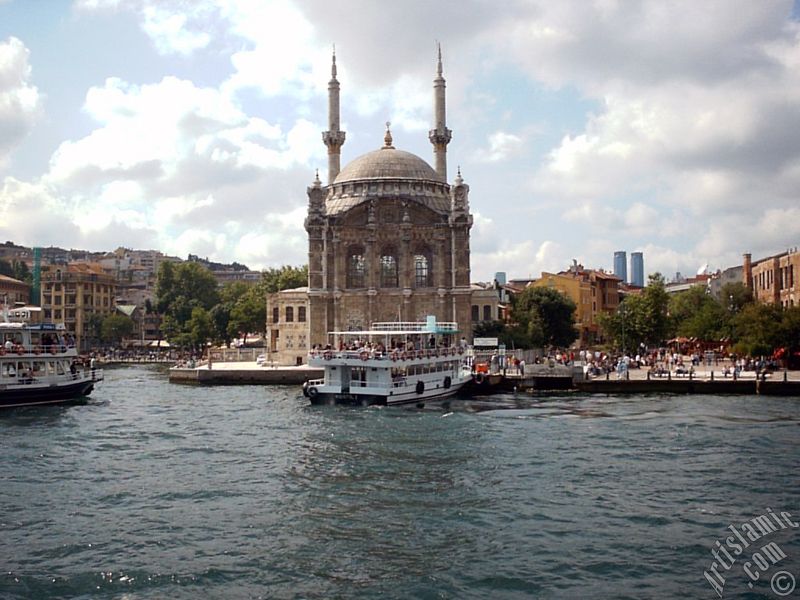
[0, 37, 41, 167]
[474, 131, 523, 163]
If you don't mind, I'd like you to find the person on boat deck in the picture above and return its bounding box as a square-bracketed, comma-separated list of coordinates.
[4, 337, 12, 351]
[69, 362, 77, 379]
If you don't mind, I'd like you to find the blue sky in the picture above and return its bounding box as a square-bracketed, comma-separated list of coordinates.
[1, 0, 799, 282]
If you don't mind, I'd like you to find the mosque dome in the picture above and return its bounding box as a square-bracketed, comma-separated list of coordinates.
[334, 147, 440, 184]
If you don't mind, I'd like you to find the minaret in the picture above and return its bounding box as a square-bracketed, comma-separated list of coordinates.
[322, 48, 346, 184]
[428, 43, 452, 182]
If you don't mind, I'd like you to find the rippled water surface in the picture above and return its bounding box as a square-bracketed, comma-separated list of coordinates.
[1, 365, 799, 599]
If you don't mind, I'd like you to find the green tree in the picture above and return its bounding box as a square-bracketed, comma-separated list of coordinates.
[510, 286, 577, 348]
[599, 273, 671, 351]
[101, 313, 134, 345]
[776, 306, 800, 367]
[187, 307, 214, 350]
[732, 303, 782, 357]
[668, 285, 727, 340]
[257, 265, 308, 295]
[155, 261, 220, 346]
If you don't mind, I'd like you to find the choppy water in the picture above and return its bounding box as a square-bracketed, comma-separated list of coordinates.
[1, 365, 798, 599]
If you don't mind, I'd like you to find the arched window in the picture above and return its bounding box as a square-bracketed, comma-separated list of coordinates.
[483, 305, 492, 321]
[380, 250, 398, 288]
[471, 305, 479, 321]
[347, 246, 366, 288]
[286, 306, 294, 322]
[414, 251, 432, 288]
[272, 307, 279, 323]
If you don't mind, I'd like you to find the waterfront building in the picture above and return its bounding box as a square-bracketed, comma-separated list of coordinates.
[268, 48, 473, 364]
[630, 252, 644, 287]
[471, 282, 502, 325]
[524, 263, 620, 347]
[266, 287, 309, 366]
[613, 251, 627, 283]
[0, 274, 31, 306]
[707, 265, 743, 300]
[743, 248, 799, 308]
[40, 263, 117, 351]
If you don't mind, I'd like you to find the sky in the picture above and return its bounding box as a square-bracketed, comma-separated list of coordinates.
[1, 0, 799, 283]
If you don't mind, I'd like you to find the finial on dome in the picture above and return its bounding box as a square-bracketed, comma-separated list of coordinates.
[313, 169, 321, 187]
[383, 121, 394, 149]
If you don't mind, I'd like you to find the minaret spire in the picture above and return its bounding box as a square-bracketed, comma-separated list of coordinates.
[322, 46, 346, 183]
[429, 42, 452, 182]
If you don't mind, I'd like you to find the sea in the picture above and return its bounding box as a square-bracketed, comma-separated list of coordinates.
[1, 364, 798, 599]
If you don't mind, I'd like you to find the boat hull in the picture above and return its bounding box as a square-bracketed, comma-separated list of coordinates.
[306, 379, 469, 406]
[0, 379, 96, 409]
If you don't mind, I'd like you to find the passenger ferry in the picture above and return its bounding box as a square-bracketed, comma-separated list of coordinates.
[303, 317, 473, 406]
[0, 307, 102, 409]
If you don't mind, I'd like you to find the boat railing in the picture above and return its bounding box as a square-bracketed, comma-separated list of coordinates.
[369, 321, 459, 333]
[309, 345, 468, 362]
[0, 344, 74, 356]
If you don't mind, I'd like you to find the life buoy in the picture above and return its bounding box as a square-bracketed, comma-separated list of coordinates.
[444, 376, 451, 389]
[307, 386, 318, 398]
[416, 380, 425, 394]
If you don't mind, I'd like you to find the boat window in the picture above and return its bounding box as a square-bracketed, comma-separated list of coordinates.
[56, 362, 66, 376]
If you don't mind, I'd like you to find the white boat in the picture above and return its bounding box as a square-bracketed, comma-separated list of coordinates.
[0, 308, 103, 409]
[303, 317, 473, 406]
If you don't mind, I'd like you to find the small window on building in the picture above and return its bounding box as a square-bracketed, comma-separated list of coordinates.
[483, 305, 492, 321]
[272, 307, 279, 323]
[286, 306, 294, 322]
[298, 306, 306, 322]
[471, 305, 479, 321]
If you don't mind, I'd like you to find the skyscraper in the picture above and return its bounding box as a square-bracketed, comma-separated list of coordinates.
[614, 251, 627, 283]
[630, 252, 644, 287]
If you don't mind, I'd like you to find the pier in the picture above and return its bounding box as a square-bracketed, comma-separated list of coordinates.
[169, 361, 322, 385]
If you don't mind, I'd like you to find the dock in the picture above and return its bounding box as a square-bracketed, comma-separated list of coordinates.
[169, 361, 322, 385]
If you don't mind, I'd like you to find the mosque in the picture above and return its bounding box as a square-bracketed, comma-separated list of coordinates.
[267, 48, 474, 364]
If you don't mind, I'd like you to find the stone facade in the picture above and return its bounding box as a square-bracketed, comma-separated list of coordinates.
[266, 49, 473, 364]
[266, 288, 309, 366]
[744, 249, 799, 308]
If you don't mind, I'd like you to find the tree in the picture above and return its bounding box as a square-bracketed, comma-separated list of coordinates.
[599, 273, 671, 351]
[668, 285, 727, 340]
[732, 303, 782, 357]
[155, 261, 220, 346]
[257, 265, 308, 295]
[187, 307, 214, 350]
[510, 286, 578, 348]
[101, 314, 134, 345]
